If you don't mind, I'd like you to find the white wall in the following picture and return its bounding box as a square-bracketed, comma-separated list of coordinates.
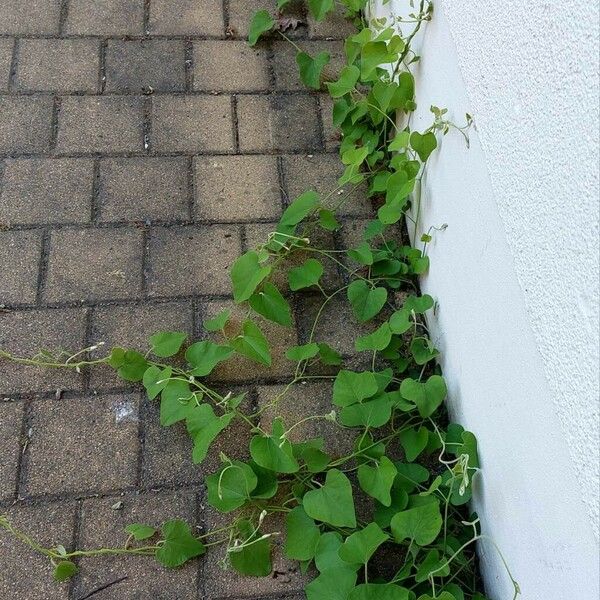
[369, 1, 600, 598]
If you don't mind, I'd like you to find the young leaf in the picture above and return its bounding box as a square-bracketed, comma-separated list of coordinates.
[338, 522, 388, 566]
[203, 309, 230, 332]
[319, 208, 341, 231]
[114, 350, 148, 382]
[229, 519, 272, 576]
[349, 584, 410, 600]
[250, 431, 300, 473]
[248, 10, 275, 46]
[399, 426, 429, 462]
[288, 258, 324, 291]
[303, 469, 356, 528]
[307, 0, 335, 21]
[155, 519, 205, 568]
[125, 523, 157, 541]
[333, 369, 378, 407]
[186, 404, 235, 464]
[347, 280, 388, 322]
[206, 461, 257, 512]
[231, 250, 272, 303]
[248, 282, 292, 326]
[410, 337, 439, 365]
[142, 365, 172, 400]
[230, 319, 271, 366]
[296, 51, 331, 90]
[53, 561, 78, 582]
[149, 331, 187, 358]
[160, 379, 193, 426]
[357, 456, 397, 506]
[390, 501, 443, 546]
[410, 131, 437, 162]
[279, 190, 320, 229]
[285, 506, 321, 561]
[185, 341, 234, 376]
[326, 65, 360, 97]
[400, 375, 447, 417]
[286, 342, 320, 362]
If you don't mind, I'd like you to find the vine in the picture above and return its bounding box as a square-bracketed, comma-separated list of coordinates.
[0, 2, 519, 599]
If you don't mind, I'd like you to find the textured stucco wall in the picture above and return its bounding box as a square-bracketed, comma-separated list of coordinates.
[370, 0, 600, 598]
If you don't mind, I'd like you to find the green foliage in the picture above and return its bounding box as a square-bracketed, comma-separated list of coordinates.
[155, 520, 205, 568]
[125, 524, 157, 541]
[297, 51, 331, 89]
[303, 469, 357, 528]
[248, 10, 274, 46]
[53, 561, 78, 582]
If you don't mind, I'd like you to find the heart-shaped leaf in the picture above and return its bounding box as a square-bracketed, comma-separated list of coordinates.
[186, 404, 235, 464]
[357, 456, 397, 506]
[333, 370, 379, 407]
[285, 506, 321, 561]
[297, 51, 331, 90]
[288, 258, 324, 291]
[338, 522, 388, 566]
[155, 520, 205, 568]
[349, 584, 410, 600]
[347, 281, 388, 322]
[149, 331, 187, 357]
[390, 501, 443, 546]
[400, 375, 447, 417]
[410, 131, 437, 162]
[231, 250, 271, 303]
[248, 10, 275, 46]
[327, 65, 360, 97]
[185, 341, 234, 376]
[303, 469, 356, 528]
[248, 282, 292, 326]
[230, 319, 271, 366]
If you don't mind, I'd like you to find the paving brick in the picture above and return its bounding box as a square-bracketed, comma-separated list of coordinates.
[227, 0, 306, 38]
[142, 388, 252, 486]
[105, 39, 186, 93]
[152, 95, 235, 153]
[45, 228, 143, 302]
[0, 0, 61, 35]
[0, 158, 93, 225]
[0, 308, 86, 394]
[75, 490, 198, 600]
[0, 38, 13, 91]
[271, 40, 345, 91]
[149, 0, 224, 36]
[194, 155, 281, 221]
[15, 39, 100, 92]
[64, 0, 144, 36]
[308, 4, 357, 39]
[237, 95, 322, 153]
[26, 394, 139, 495]
[193, 40, 270, 92]
[258, 382, 354, 459]
[318, 93, 341, 150]
[203, 507, 312, 599]
[147, 225, 240, 297]
[282, 154, 373, 217]
[88, 300, 193, 389]
[56, 96, 144, 154]
[0, 96, 53, 154]
[98, 157, 189, 222]
[202, 299, 298, 382]
[0, 401, 22, 500]
[0, 501, 75, 600]
[0, 230, 41, 304]
[244, 222, 341, 292]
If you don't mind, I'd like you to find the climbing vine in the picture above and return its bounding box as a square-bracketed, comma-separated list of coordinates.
[0, 1, 519, 599]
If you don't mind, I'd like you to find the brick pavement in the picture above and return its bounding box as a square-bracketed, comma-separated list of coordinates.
[0, 2, 364, 598]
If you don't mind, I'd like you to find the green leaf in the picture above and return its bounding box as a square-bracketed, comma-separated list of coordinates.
[306, 569, 357, 600]
[319, 208, 341, 231]
[347, 281, 388, 322]
[410, 337, 439, 365]
[160, 379, 193, 426]
[326, 65, 360, 97]
[248, 9, 274, 46]
[318, 342, 342, 365]
[357, 456, 397, 506]
[229, 519, 272, 576]
[206, 461, 257, 512]
[156, 520, 205, 568]
[314, 532, 352, 574]
[410, 131, 438, 162]
[404, 294, 434, 314]
[399, 426, 429, 462]
[285, 506, 321, 561]
[149, 331, 187, 358]
[333, 370, 378, 407]
[374, 486, 409, 528]
[347, 242, 374, 265]
[389, 309, 412, 334]
[390, 501, 443, 546]
[349, 584, 410, 600]
[231, 250, 272, 303]
[249, 460, 279, 499]
[307, 0, 335, 21]
[288, 258, 324, 291]
[400, 375, 447, 417]
[203, 309, 230, 332]
[339, 396, 393, 428]
[303, 469, 356, 528]
[53, 561, 78, 582]
[125, 523, 157, 541]
[280, 190, 319, 229]
[389, 131, 411, 152]
[361, 41, 397, 79]
[230, 319, 272, 366]
[355, 322, 392, 351]
[297, 51, 330, 90]
[250, 422, 300, 474]
[142, 365, 172, 400]
[186, 404, 235, 464]
[415, 548, 450, 582]
[417, 594, 456, 600]
[185, 341, 234, 376]
[339, 522, 388, 566]
[115, 350, 148, 382]
[286, 342, 320, 362]
[249, 282, 292, 326]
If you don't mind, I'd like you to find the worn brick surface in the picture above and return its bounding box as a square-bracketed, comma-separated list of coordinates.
[0, 0, 61, 35]
[0, 308, 86, 394]
[45, 228, 143, 302]
[65, 0, 145, 36]
[0, 96, 53, 154]
[193, 40, 270, 92]
[308, 4, 357, 39]
[26, 394, 139, 495]
[57, 96, 144, 154]
[194, 155, 281, 221]
[152, 95, 235, 153]
[75, 490, 198, 600]
[0, 230, 41, 304]
[318, 93, 341, 150]
[237, 95, 322, 152]
[147, 225, 240, 296]
[0, 501, 76, 600]
[0, 38, 13, 90]
[98, 157, 189, 222]
[0, 401, 22, 500]
[15, 39, 100, 92]
[0, 158, 93, 224]
[149, 0, 224, 36]
[105, 39, 186, 93]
